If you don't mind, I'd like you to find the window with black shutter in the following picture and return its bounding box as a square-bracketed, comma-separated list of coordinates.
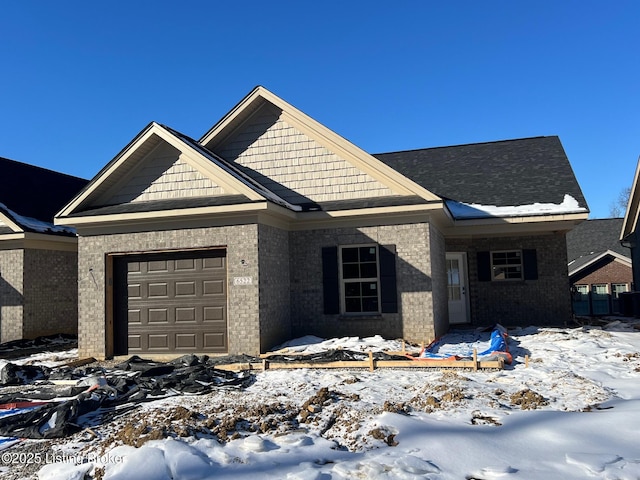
[322, 244, 398, 314]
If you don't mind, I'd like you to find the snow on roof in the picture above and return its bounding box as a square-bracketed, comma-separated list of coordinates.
[0, 202, 76, 235]
[446, 194, 587, 219]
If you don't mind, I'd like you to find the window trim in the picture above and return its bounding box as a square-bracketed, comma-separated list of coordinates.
[338, 244, 381, 315]
[490, 250, 523, 281]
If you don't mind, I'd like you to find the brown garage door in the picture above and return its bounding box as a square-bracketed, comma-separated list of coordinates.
[113, 249, 227, 355]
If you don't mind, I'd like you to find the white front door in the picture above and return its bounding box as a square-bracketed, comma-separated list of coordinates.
[447, 252, 470, 324]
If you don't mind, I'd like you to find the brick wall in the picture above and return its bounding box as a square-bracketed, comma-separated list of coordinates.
[258, 224, 291, 351]
[447, 233, 571, 327]
[77, 224, 261, 359]
[23, 249, 78, 338]
[289, 222, 442, 345]
[0, 249, 24, 342]
[571, 258, 632, 287]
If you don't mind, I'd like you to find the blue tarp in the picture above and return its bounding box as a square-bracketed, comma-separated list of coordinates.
[420, 325, 511, 363]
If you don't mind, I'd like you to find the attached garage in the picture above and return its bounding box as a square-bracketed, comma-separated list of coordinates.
[112, 248, 227, 356]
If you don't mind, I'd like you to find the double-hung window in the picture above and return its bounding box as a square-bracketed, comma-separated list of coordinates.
[491, 250, 522, 280]
[340, 245, 380, 313]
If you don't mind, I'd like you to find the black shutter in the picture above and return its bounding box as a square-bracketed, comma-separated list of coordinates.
[477, 251, 491, 281]
[523, 249, 538, 280]
[322, 247, 340, 314]
[379, 245, 398, 313]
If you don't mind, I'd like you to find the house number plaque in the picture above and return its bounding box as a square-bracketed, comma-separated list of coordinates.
[233, 276, 253, 286]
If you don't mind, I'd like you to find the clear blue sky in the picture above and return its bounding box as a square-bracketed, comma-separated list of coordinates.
[1, 1, 638, 218]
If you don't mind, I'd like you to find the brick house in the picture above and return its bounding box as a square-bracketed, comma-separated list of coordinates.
[55, 87, 589, 359]
[0, 157, 88, 342]
[567, 218, 632, 315]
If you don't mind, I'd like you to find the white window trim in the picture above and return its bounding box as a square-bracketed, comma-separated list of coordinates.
[338, 244, 381, 315]
[490, 250, 523, 281]
[591, 283, 609, 294]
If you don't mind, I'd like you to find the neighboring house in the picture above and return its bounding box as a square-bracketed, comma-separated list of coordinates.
[0, 157, 88, 343]
[567, 218, 632, 315]
[54, 86, 589, 360]
[621, 157, 640, 291]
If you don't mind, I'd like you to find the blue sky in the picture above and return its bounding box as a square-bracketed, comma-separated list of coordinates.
[1, 1, 638, 218]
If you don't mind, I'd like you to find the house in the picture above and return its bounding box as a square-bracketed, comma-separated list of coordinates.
[54, 86, 589, 360]
[621, 157, 640, 290]
[567, 218, 632, 315]
[0, 157, 88, 343]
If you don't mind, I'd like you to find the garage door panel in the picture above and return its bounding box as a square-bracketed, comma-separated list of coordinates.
[115, 249, 228, 355]
[148, 334, 169, 349]
[176, 307, 196, 322]
[148, 308, 169, 323]
[204, 333, 226, 348]
[204, 306, 225, 322]
[176, 334, 196, 349]
[175, 281, 196, 296]
[128, 334, 142, 350]
[203, 257, 225, 269]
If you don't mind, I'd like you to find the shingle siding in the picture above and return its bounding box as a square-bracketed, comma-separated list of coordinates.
[216, 106, 395, 204]
[107, 145, 224, 205]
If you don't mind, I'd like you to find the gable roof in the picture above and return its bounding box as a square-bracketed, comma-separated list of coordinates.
[56, 122, 301, 220]
[374, 136, 589, 218]
[200, 86, 440, 203]
[566, 218, 631, 277]
[621, 156, 640, 241]
[0, 156, 88, 223]
[567, 218, 629, 262]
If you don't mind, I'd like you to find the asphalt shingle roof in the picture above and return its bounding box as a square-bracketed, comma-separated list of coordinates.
[566, 218, 629, 263]
[373, 136, 588, 209]
[0, 157, 88, 222]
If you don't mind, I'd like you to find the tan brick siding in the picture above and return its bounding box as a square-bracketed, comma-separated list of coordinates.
[216, 106, 395, 203]
[0, 249, 24, 342]
[447, 233, 571, 327]
[23, 249, 78, 338]
[289, 222, 442, 346]
[77, 225, 261, 359]
[258, 224, 291, 351]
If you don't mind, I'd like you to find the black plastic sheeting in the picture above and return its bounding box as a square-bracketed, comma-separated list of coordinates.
[263, 350, 409, 363]
[0, 355, 253, 439]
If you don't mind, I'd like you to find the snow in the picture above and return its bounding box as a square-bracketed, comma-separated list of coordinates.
[0, 202, 76, 235]
[0, 320, 637, 479]
[446, 194, 587, 219]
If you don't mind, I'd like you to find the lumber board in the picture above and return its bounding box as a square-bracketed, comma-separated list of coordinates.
[64, 357, 97, 368]
[215, 357, 504, 371]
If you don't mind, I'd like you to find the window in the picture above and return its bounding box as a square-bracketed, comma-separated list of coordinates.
[340, 245, 380, 313]
[491, 250, 522, 280]
[612, 284, 629, 297]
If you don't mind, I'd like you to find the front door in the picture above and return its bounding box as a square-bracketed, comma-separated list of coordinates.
[447, 252, 470, 324]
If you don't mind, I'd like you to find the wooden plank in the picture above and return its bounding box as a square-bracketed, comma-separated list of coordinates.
[214, 358, 504, 371]
[64, 357, 97, 368]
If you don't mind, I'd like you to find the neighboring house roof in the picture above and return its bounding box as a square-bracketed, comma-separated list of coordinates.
[374, 136, 589, 218]
[0, 157, 88, 235]
[621, 156, 640, 242]
[566, 218, 631, 277]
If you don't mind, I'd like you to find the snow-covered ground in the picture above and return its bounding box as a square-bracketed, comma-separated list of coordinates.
[3, 319, 640, 480]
